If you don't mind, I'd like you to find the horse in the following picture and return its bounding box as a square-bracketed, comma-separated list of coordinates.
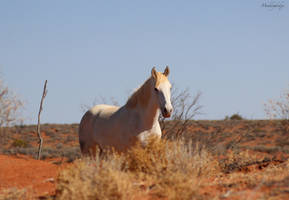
[78, 66, 173, 157]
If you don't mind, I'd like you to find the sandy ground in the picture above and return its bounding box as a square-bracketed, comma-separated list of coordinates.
[0, 155, 59, 199]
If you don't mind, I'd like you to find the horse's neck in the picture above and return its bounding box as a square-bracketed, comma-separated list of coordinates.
[139, 97, 160, 129]
[126, 78, 160, 129]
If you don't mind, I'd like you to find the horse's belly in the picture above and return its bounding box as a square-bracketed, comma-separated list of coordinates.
[92, 117, 133, 150]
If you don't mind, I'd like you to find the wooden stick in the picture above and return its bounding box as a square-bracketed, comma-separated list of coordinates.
[37, 80, 47, 160]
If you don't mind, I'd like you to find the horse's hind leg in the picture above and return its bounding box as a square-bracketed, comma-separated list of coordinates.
[98, 146, 104, 159]
[89, 145, 97, 159]
[80, 140, 92, 158]
[93, 144, 104, 160]
[80, 140, 103, 160]
[79, 141, 85, 154]
[81, 147, 90, 157]
[88, 144, 104, 160]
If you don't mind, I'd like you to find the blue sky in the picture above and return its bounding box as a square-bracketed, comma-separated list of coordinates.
[0, 1, 288, 124]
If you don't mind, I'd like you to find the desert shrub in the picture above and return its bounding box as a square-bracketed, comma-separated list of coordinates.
[55, 137, 220, 200]
[11, 139, 29, 148]
[276, 137, 289, 147]
[161, 87, 202, 139]
[56, 156, 136, 200]
[217, 148, 285, 174]
[265, 86, 289, 120]
[140, 139, 219, 199]
[219, 150, 256, 173]
[217, 159, 289, 199]
[1, 143, 81, 161]
[124, 136, 168, 174]
[65, 135, 76, 143]
[0, 77, 24, 145]
[42, 146, 80, 161]
[0, 127, 10, 146]
[56, 143, 63, 149]
[6, 147, 36, 156]
[225, 113, 244, 120]
[61, 147, 81, 162]
[45, 130, 56, 137]
[0, 78, 23, 127]
[40, 151, 52, 160]
[251, 145, 285, 154]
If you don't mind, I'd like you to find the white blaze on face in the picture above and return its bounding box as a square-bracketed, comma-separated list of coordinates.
[157, 81, 173, 118]
[151, 66, 173, 118]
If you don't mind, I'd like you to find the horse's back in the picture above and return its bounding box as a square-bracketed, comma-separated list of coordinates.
[90, 104, 119, 118]
[79, 104, 119, 132]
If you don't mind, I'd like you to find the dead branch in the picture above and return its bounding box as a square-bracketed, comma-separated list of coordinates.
[264, 86, 289, 120]
[37, 80, 47, 160]
[160, 85, 202, 139]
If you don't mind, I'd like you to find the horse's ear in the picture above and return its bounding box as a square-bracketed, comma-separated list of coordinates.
[163, 66, 170, 77]
[151, 67, 157, 79]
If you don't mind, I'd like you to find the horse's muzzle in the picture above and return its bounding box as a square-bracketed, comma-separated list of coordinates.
[162, 107, 172, 118]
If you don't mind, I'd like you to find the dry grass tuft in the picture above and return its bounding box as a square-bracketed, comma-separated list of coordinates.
[124, 136, 168, 174]
[56, 155, 136, 200]
[0, 188, 28, 200]
[55, 136, 220, 200]
[55, 136, 289, 199]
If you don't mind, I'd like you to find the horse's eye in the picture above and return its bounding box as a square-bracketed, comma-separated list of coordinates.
[154, 88, 159, 92]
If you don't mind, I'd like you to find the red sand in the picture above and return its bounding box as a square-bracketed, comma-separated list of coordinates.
[0, 155, 59, 198]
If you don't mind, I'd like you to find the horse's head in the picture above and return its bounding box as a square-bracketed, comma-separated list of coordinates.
[151, 66, 173, 118]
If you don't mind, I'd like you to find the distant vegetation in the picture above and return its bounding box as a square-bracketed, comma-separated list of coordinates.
[11, 139, 29, 148]
[225, 113, 244, 120]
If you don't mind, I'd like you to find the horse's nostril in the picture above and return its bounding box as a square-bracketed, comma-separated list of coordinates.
[163, 107, 173, 115]
[162, 107, 172, 118]
[164, 108, 168, 114]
